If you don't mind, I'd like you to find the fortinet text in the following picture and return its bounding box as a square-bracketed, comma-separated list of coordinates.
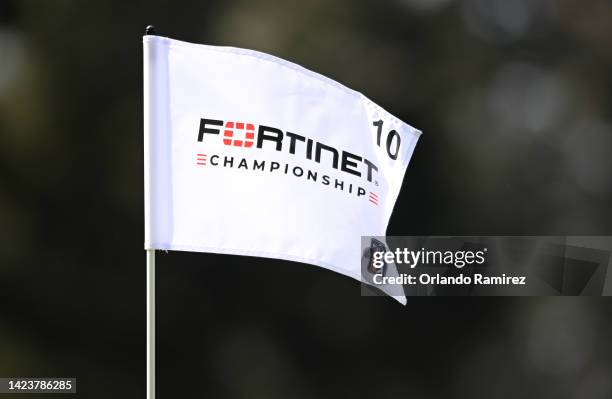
[198, 118, 380, 183]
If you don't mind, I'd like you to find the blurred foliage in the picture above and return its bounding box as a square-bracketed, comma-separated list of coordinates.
[0, 0, 611, 398]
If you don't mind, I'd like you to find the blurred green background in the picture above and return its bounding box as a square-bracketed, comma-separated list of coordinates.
[1, 0, 611, 398]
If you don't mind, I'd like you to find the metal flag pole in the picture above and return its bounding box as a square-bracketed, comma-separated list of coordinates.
[146, 247, 155, 399]
[145, 24, 156, 399]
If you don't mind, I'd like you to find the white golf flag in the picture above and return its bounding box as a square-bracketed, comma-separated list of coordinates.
[144, 35, 421, 304]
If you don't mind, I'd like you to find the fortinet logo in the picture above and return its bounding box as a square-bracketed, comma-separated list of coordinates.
[222, 121, 255, 148]
[198, 118, 379, 183]
[196, 117, 403, 206]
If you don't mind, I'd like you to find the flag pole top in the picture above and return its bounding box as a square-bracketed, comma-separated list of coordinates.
[145, 25, 156, 35]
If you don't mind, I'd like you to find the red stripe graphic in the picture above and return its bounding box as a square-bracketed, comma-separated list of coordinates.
[369, 191, 379, 205]
[196, 153, 207, 166]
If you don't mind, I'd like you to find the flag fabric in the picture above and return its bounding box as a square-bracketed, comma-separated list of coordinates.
[143, 35, 421, 304]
